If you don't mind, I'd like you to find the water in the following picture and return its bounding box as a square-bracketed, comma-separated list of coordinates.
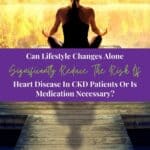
[0, 147, 14, 150]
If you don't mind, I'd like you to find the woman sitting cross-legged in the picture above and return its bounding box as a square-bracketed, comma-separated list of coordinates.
[42, 0, 107, 48]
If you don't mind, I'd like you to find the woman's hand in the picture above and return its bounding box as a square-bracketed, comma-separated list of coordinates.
[42, 29, 49, 38]
[101, 28, 108, 36]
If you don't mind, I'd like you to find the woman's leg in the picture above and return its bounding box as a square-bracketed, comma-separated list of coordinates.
[90, 35, 102, 48]
[48, 36, 63, 48]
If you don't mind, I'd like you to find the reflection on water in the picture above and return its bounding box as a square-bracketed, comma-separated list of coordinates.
[52, 102, 96, 150]
[0, 147, 14, 150]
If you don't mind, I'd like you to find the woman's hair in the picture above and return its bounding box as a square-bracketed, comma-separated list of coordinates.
[67, 0, 80, 22]
[72, 0, 78, 9]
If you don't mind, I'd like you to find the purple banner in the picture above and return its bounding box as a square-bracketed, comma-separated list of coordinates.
[0, 48, 149, 102]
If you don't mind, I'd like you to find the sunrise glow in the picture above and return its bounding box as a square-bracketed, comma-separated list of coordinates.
[0, 0, 149, 48]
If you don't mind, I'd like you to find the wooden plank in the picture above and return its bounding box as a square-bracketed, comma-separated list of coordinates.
[20, 131, 128, 138]
[17, 137, 131, 145]
[30, 114, 121, 120]
[0, 109, 150, 115]
[0, 102, 147, 105]
[0, 102, 150, 110]
[15, 144, 133, 150]
[23, 124, 127, 131]
[24, 115, 124, 125]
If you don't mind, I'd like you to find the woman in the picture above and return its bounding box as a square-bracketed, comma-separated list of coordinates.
[42, 0, 107, 48]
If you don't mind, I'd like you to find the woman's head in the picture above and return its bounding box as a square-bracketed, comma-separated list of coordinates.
[71, 0, 80, 2]
[70, 0, 80, 6]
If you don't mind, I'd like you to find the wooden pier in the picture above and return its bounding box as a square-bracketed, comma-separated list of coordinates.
[0, 102, 150, 150]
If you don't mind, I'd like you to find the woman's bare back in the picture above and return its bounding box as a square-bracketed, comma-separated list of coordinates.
[57, 6, 94, 25]
[42, 1, 107, 48]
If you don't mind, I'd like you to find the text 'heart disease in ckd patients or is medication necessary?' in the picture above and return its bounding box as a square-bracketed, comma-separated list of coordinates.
[0, 49, 149, 102]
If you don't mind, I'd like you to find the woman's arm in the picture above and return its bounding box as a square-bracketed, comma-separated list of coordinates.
[42, 9, 61, 37]
[90, 9, 107, 36]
